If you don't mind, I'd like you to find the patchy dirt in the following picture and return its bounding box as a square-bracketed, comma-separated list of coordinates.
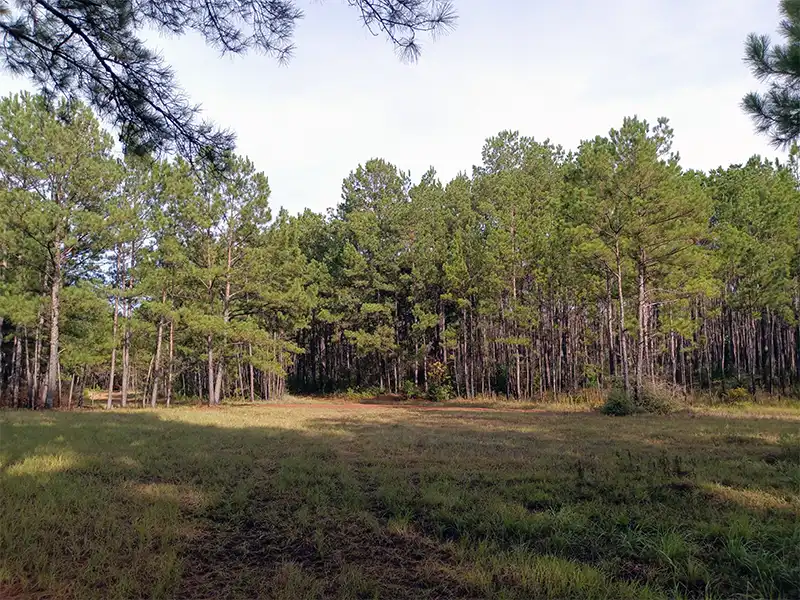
[175, 506, 476, 600]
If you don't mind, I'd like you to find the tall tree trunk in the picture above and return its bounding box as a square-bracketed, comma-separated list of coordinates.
[634, 257, 646, 401]
[166, 318, 175, 407]
[121, 300, 131, 407]
[248, 343, 255, 402]
[0, 316, 4, 403]
[462, 308, 470, 398]
[11, 331, 22, 408]
[68, 372, 76, 410]
[121, 243, 135, 407]
[107, 245, 121, 409]
[615, 243, 630, 394]
[150, 296, 166, 408]
[57, 360, 63, 408]
[606, 280, 616, 379]
[211, 236, 234, 406]
[207, 335, 215, 405]
[43, 247, 63, 410]
[26, 322, 37, 408]
[77, 366, 86, 408]
[236, 351, 244, 400]
[751, 317, 758, 388]
[213, 361, 224, 404]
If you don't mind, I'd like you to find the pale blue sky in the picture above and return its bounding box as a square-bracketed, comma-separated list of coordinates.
[0, 0, 783, 214]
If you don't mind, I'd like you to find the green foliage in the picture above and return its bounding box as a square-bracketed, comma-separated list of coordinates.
[637, 383, 681, 415]
[400, 379, 422, 399]
[0, 92, 119, 407]
[0, 0, 455, 160]
[602, 383, 679, 416]
[601, 387, 636, 416]
[743, 1, 800, 146]
[2, 89, 800, 408]
[426, 360, 454, 401]
[725, 387, 751, 405]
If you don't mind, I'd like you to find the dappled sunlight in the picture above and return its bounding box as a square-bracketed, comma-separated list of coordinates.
[125, 481, 209, 512]
[706, 483, 799, 512]
[1, 405, 799, 599]
[4, 452, 78, 477]
[689, 404, 800, 421]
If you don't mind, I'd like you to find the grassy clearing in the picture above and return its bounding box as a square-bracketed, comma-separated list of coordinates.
[1, 403, 799, 599]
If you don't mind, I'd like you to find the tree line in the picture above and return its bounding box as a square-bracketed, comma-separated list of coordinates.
[1, 91, 799, 407]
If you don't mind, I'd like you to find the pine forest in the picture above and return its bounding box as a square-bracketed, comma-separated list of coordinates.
[1, 93, 800, 408]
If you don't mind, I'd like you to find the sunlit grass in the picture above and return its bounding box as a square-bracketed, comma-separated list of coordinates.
[1, 402, 798, 599]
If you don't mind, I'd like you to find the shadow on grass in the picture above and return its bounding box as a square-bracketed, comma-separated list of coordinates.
[1, 407, 798, 600]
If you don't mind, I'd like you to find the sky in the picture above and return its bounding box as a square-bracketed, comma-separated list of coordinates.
[0, 0, 784, 215]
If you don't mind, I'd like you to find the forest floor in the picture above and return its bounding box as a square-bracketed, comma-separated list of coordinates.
[1, 400, 799, 599]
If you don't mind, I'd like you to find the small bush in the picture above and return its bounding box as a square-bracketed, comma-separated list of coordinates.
[428, 383, 454, 402]
[344, 386, 384, 400]
[638, 383, 679, 415]
[602, 382, 681, 416]
[401, 380, 421, 399]
[601, 388, 636, 416]
[723, 387, 750, 404]
[426, 360, 454, 402]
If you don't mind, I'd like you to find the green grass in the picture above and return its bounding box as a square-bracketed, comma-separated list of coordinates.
[1, 403, 799, 599]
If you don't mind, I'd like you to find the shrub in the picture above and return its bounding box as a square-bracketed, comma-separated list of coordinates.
[601, 388, 636, 416]
[601, 382, 681, 416]
[345, 386, 383, 399]
[638, 383, 679, 415]
[401, 380, 421, 399]
[428, 383, 454, 402]
[723, 387, 750, 404]
[426, 360, 454, 402]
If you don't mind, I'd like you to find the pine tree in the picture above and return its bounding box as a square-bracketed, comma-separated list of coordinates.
[743, 0, 800, 146]
[0, 1, 456, 159]
[0, 92, 119, 408]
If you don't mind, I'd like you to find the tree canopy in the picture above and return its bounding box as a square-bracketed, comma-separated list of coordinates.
[0, 0, 456, 160]
[743, 0, 800, 146]
[2, 92, 800, 408]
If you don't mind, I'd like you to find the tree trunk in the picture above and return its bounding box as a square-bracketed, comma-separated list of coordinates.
[0, 317, 4, 403]
[121, 243, 135, 408]
[68, 372, 76, 410]
[207, 335, 215, 405]
[748, 317, 757, 394]
[166, 318, 175, 407]
[462, 308, 470, 398]
[150, 301, 166, 408]
[606, 280, 616, 379]
[107, 245, 122, 409]
[121, 301, 131, 407]
[57, 359, 63, 408]
[43, 247, 63, 410]
[26, 323, 36, 408]
[213, 361, 224, 405]
[11, 331, 21, 408]
[236, 349, 245, 400]
[615, 243, 630, 394]
[77, 367, 86, 408]
[248, 343, 255, 402]
[634, 257, 646, 401]
[140, 354, 153, 407]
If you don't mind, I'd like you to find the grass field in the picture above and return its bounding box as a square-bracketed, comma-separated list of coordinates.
[1, 400, 799, 599]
